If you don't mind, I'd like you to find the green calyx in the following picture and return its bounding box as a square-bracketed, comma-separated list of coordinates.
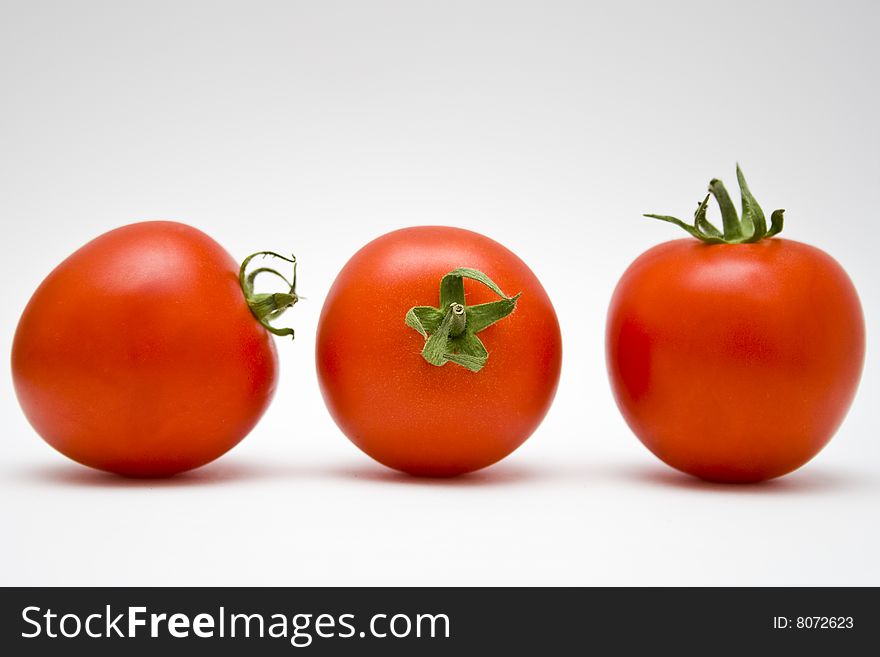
[239, 251, 299, 338]
[405, 268, 521, 372]
[645, 164, 785, 244]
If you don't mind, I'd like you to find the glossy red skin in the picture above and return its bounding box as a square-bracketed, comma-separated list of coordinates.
[11, 221, 278, 477]
[607, 238, 865, 483]
[316, 226, 562, 476]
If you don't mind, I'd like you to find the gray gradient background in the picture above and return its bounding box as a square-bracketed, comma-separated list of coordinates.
[1, 0, 877, 585]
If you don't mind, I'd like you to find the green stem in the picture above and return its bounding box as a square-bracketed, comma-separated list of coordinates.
[404, 268, 521, 372]
[448, 303, 467, 337]
[239, 251, 299, 338]
[644, 164, 785, 244]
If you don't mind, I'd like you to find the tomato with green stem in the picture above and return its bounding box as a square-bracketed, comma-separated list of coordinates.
[11, 221, 298, 477]
[606, 166, 865, 483]
[316, 226, 562, 477]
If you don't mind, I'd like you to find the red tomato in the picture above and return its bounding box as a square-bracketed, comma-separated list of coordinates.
[12, 221, 297, 477]
[316, 226, 562, 476]
[607, 169, 865, 482]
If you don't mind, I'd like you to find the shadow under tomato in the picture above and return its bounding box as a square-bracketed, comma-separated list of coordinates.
[328, 461, 555, 488]
[618, 463, 870, 495]
[14, 460, 307, 489]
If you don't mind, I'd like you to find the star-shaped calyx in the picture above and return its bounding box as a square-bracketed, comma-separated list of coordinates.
[240, 251, 299, 338]
[405, 267, 521, 372]
[644, 164, 785, 244]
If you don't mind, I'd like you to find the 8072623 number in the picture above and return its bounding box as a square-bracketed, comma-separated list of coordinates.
[773, 616, 854, 629]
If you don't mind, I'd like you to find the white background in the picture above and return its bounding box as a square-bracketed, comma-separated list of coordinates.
[1, 0, 877, 586]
